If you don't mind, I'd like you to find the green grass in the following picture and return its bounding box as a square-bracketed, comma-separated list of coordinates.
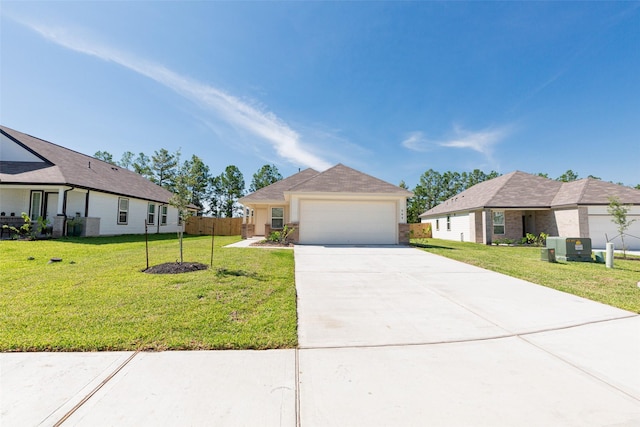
[0, 235, 297, 351]
[412, 238, 640, 313]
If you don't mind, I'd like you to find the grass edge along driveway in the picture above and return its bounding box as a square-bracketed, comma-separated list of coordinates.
[413, 238, 640, 314]
[0, 235, 297, 352]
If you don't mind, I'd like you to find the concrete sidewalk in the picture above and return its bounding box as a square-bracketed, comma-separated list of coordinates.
[2, 245, 639, 426]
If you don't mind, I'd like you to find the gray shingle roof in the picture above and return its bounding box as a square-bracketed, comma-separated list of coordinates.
[238, 168, 319, 203]
[239, 163, 412, 204]
[420, 171, 640, 217]
[552, 178, 640, 206]
[1, 125, 176, 204]
[288, 164, 412, 195]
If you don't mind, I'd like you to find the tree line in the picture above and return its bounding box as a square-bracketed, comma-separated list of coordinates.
[94, 150, 639, 221]
[402, 168, 640, 223]
[94, 149, 282, 218]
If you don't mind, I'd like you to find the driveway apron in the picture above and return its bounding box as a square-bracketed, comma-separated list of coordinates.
[295, 245, 640, 426]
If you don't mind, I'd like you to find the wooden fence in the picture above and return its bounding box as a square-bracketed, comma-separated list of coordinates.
[409, 222, 432, 239]
[185, 217, 242, 236]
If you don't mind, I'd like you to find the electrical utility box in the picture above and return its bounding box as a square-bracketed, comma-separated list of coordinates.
[540, 248, 556, 262]
[546, 237, 592, 262]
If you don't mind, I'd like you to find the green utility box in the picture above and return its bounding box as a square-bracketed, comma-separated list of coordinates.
[546, 237, 592, 262]
[540, 248, 556, 262]
[593, 251, 605, 264]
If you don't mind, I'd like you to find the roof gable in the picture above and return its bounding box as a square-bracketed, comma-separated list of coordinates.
[288, 164, 412, 195]
[553, 178, 640, 206]
[240, 164, 411, 205]
[0, 126, 176, 204]
[239, 168, 319, 203]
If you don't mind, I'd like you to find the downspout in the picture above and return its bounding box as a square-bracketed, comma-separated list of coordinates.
[84, 190, 90, 217]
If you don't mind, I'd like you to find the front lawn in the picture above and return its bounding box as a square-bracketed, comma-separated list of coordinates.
[412, 238, 640, 313]
[0, 235, 297, 351]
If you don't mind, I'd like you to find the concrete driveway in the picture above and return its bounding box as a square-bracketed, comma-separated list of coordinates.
[296, 245, 640, 426]
[2, 245, 639, 426]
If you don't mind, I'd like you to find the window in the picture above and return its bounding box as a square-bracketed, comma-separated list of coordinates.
[493, 211, 505, 235]
[30, 191, 43, 219]
[160, 205, 168, 225]
[446, 215, 451, 231]
[147, 203, 156, 225]
[118, 198, 129, 224]
[435, 219, 440, 231]
[271, 207, 284, 229]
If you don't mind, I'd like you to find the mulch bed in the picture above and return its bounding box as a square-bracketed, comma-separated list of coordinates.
[144, 262, 209, 274]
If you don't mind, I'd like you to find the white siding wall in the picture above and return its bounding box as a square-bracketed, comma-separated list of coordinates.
[89, 192, 182, 235]
[0, 188, 28, 216]
[424, 212, 472, 242]
[588, 205, 640, 250]
[67, 190, 88, 217]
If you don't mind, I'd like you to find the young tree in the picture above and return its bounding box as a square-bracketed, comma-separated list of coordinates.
[169, 163, 195, 264]
[94, 151, 115, 164]
[250, 164, 283, 192]
[607, 196, 636, 259]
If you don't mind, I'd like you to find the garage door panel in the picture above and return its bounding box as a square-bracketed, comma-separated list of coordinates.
[300, 200, 397, 245]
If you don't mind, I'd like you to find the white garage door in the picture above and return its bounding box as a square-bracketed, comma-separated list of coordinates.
[589, 215, 640, 250]
[299, 200, 397, 245]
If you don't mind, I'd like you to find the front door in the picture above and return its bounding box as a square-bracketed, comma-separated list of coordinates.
[255, 208, 267, 236]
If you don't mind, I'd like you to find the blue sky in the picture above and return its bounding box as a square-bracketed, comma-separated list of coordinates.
[2, 2, 639, 188]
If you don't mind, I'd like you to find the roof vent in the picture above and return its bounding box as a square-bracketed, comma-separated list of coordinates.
[111, 166, 118, 171]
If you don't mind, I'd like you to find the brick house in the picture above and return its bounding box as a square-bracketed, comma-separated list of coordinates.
[419, 171, 640, 250]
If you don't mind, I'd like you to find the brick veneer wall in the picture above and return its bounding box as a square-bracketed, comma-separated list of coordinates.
[285, 223, 299, 243]
[398, 223, 410, 244]
[241, 223, 255, 239]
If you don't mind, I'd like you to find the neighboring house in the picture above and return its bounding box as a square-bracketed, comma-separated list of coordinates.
[419, 171, 640, 250]
[239, 164, 413, 245]
[0, 125, 193, 237]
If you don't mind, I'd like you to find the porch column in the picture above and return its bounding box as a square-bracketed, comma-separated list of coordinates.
[482, 209, 493, 245]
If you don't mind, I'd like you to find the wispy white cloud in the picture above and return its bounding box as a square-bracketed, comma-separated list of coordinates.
[21, 20, 333, 171]
[402, 124, 511, 161]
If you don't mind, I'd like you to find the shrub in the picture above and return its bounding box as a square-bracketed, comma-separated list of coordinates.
[2, 212, 34, 240]
[266, 225, 295, 244]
